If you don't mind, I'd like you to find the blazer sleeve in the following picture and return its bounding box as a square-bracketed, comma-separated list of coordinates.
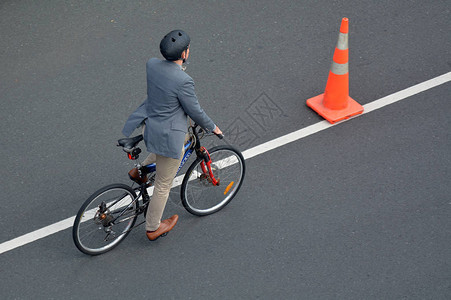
[177, 78, 216, 131]
[122, 101, 147, 137]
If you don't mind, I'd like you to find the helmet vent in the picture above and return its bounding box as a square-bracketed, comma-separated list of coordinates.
[171, 38, 176, 42]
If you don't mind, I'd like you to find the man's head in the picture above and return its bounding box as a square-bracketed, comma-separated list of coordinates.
[160, 30, 190, 62]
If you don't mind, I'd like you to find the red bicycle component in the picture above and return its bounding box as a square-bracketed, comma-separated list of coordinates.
[199, 147, 219, 186]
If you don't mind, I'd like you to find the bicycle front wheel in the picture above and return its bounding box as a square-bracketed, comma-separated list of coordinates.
[181, 145, 245, 216]
[72, 184, 138, 255]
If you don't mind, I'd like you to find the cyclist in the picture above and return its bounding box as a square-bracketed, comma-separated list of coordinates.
[122, 30, 222, 241]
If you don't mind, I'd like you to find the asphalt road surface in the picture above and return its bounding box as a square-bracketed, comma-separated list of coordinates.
[1, 1, 450, 299]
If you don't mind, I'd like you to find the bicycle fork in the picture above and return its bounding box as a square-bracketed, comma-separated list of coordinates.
[198, 147, 220, 186]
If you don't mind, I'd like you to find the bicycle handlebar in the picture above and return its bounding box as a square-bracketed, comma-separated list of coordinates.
[193, 123, 224, 139]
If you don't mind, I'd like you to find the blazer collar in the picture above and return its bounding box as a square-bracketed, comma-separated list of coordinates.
[164, 59, 182, 70]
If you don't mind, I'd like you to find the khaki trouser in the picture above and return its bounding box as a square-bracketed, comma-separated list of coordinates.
[142, 134, 188, 231]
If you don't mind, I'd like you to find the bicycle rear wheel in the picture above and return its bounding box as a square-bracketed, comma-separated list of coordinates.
[72, 184, 138, 255]
[181, 145, 245, 216]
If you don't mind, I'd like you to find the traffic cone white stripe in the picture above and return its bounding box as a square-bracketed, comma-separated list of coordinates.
[330, 61, 349, 75]
[336, 33, 348, 50]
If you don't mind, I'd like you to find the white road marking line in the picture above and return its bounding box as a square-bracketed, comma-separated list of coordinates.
[243, 72, 451, 160]
[0, 71, 450, 255]
[0, 216, 76, 254]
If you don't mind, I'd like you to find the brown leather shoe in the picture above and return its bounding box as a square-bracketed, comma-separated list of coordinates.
[146, 215, 179, 241]
[128, 167, 148, 184]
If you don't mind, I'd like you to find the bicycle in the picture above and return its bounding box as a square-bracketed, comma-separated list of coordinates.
[72, 124, 246, 255]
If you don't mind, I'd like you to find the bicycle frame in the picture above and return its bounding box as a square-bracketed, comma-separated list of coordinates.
[142, 138, 194, 176]
[140, 125, 219, 187]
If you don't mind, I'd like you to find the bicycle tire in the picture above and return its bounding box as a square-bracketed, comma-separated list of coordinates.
[181, 145, 245, 216]
[72, 183, 138, 255]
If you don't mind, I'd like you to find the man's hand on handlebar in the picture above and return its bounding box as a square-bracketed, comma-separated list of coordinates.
[213, 126, 224, 139]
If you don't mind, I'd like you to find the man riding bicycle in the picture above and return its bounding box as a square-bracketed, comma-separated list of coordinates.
[122, 30, 222, 241]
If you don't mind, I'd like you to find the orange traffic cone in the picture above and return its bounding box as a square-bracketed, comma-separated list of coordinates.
[306, 18, 363, 123]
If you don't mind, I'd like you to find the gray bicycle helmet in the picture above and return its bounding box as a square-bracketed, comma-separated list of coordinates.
[160, 30, 190, 61]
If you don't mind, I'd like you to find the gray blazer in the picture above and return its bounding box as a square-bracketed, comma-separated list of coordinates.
[122, 58, 216, 159]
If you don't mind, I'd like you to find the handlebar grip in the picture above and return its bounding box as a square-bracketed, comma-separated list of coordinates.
[216, 133, 224, 139]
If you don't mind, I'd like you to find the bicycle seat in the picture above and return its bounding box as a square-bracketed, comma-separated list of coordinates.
[117, 135, 143, 150]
